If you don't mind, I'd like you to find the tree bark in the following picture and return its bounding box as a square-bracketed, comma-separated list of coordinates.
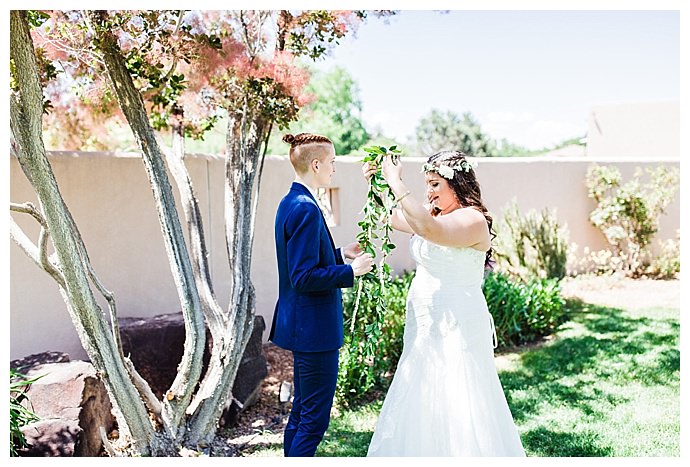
[10, 10, 158, 456]
[85, 10, 207, 439]
[184, 103, 265, 444]
[167, 110, 225, 332]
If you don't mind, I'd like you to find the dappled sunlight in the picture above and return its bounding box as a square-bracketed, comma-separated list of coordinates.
[498, 293, 679, 456]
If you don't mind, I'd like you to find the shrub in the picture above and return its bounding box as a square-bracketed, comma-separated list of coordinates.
[337, 270, 413, 407]
[646, 230, 680, 279]
[585, 164, 679, 277]
[10, 369, 41, 456]
[482, 271, 566, 348]
[570, 246, 625, 276]
[494, 200, 569, 281]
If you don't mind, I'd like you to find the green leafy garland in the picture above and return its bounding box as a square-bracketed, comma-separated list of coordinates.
[349, 144, 401, 355]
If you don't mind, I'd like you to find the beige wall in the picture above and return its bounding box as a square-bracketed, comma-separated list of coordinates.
[10, 152, 680, 360]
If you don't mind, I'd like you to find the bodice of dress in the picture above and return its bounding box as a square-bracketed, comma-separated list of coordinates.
[409, 234, 486, 289]
[404, 234, 493, 346]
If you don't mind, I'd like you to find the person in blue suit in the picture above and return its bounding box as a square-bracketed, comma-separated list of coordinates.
[269, 132, 374, 457]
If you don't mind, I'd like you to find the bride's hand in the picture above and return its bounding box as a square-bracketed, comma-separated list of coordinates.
[381, 154, 403, 185]
[362, 161, 377, 181]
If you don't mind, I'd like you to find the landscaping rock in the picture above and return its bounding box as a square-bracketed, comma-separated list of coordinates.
[118, 313, 208, 398]
[119, 313, 268, 425]
[10, 314, 268, 457]
[11, 351, 70, 370]
[12, 358, 114, 457]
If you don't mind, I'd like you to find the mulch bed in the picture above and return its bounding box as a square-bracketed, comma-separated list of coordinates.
[211, 343, 294, 456]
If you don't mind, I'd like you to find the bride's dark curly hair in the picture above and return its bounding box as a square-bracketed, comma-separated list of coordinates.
[425, 150, 496, 269]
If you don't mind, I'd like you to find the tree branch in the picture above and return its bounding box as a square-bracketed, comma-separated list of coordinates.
[9, 214, 66, 289]
[123, 358, 164, 427]
[164, 126, 225, 334]
[10, 202, 66, 288]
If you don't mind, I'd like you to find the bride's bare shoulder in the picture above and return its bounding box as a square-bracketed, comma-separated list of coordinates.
[448, 207, 485, 222]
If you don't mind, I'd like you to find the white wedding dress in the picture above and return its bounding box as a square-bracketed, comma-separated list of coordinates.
[367, 235, 525, 457]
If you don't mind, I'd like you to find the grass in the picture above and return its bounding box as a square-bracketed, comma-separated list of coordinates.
[248, 287, 680, 457]
[502, 299, 679, 456]
[316, 402, 382, 457]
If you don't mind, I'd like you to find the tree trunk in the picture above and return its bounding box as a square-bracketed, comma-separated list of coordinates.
[85, 11, 207, 439]
[167, 110, 225, 332]
[184, 104, 265, 445]
[10, 10, 159, 456]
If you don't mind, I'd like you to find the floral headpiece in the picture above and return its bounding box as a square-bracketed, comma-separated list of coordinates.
[421, 159, 477, 179]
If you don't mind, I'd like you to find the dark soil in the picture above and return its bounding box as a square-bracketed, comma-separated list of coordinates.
[210, 343, 293, 457]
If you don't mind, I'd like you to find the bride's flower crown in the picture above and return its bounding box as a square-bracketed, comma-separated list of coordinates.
[421, 159, 478, 179]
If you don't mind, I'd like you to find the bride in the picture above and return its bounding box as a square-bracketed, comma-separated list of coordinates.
[362, 150, 525, 457]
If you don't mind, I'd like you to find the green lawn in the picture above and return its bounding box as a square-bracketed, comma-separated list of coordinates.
[247, 293, 680, 457]
[502, 300, 679, 456]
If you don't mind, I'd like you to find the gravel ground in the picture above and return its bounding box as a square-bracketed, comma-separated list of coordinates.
[559, 275, 680, 310]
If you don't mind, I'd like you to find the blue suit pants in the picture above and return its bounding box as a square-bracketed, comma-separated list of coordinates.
[284, 349, 339, 457]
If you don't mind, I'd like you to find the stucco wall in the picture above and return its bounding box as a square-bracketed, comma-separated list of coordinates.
[10, 152, 680, 360]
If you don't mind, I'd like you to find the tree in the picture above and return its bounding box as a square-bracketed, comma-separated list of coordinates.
[10, 9, 392, 455]
[415, 108, 496, 157]
[266, 66, 369, 155]
[11, 10, 163, 454]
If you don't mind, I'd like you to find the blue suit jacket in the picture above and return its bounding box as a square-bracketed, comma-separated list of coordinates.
[269, 182, 354, 352]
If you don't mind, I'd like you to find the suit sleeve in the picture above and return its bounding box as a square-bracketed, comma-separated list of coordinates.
[286, 203, 354, 292]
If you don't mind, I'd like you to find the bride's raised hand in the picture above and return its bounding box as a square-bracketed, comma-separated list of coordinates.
[381, 154, 403, 185]
[362, 161, 378, 181]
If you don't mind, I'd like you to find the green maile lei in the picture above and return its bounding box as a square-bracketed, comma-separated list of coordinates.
[349, 144, 401, 355]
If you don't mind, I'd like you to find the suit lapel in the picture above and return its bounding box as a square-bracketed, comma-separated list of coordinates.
[291, 182, 337, 256]
[320, 210, 337, 253]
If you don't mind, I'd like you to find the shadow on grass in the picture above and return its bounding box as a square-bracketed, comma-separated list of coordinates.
[500, 298, 679, 455]
[317, 429, 373, 457]
[522, 427, 614, 457]
[266, 297, 678, 458]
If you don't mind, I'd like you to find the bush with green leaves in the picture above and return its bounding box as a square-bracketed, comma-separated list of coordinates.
[482, 271, 566, 348]
[585, 164, 679, 277]
[10, 369, 41, 456]
[337, 270, 414, 408]
[494, 200, 569, 281]
[645, 230, 680, 279]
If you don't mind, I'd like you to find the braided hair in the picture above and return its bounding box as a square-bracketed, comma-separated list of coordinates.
[283, 133, 332, 147]
[425, 150, 496, 269]
[283, 133, 333, 173]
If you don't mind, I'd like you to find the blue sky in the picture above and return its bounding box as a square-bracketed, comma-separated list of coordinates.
[314, 9, 680, 149]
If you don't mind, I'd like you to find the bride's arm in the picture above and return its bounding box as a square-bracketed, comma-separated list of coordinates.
[391, 207, 414, 234]
[397, 196, 487, 248]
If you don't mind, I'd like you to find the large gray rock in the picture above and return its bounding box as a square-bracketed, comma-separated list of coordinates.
[118, 313, 207, 399]
[118, 313, 268, 425]
[12, 359, 114, 457]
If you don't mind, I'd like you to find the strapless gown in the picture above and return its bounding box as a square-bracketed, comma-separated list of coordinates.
[367, 235, 525, 457]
